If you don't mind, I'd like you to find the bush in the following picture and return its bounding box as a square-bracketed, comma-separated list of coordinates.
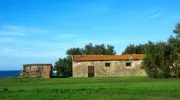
[2, 88, 8, 91]
[142, 42, 172, 78]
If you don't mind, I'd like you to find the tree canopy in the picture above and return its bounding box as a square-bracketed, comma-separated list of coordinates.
[142, 41, 172, 78]
[122, 23, 180, 78]
[122, 44, 145, 54]
[173, 23, 180, 34]
[66, 43, 116, 56]
[54, 56, 72, 76]
[173, 23, 180, 39]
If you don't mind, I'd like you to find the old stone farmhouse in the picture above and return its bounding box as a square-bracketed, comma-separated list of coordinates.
[21, 64, 52, 78]
[72, 54, 146, 77]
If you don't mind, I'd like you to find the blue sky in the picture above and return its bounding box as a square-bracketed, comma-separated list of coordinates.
[0, 0, 180, 70]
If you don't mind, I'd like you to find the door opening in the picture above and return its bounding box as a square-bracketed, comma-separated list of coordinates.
[88, 66, 94, 77]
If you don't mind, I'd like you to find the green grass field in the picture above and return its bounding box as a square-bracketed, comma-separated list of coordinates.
[0, 77, 180, 100]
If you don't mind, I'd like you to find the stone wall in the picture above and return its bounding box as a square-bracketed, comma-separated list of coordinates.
[73, 60, 147, 77]
[22, 72, 41, 78]
[22, 64, 52, 78]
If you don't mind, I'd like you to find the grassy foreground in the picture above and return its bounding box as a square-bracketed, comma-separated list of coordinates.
[0, 77, 180, 100]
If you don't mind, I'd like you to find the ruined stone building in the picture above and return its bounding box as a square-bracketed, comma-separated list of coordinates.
[72, 54, 147, 77]
[21, 64, 52, 78]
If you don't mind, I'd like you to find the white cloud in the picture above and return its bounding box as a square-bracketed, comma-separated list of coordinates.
[0, 31, 25, 36]
[0, 24, 150, 60]
[2, 25, 47, 33]
[149, 12, 163, 18]
[3, 25, 26, 31]
[0, 25, 47, 36]
[0, 38, 143, 58]
[0, 47, 66, 58]
[1, 47, 12, 53]
[0, 37, 16, 43]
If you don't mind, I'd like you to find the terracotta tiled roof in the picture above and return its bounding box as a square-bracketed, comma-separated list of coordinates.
[72, 54, 145, 61]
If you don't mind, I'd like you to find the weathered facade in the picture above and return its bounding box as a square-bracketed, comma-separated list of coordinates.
[21, 64, 52, 78]
[72, 54, 147, 77]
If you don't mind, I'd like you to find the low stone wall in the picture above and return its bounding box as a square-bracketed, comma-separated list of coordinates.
[22, 72, 41, 78]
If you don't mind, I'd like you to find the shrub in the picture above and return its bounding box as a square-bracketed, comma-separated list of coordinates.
[2, 88, 8, 91]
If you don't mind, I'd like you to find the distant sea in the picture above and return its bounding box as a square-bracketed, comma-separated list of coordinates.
[0, 70, 21, 78]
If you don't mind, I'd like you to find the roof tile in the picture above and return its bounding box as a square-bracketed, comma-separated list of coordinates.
[72, 54, 145, 61]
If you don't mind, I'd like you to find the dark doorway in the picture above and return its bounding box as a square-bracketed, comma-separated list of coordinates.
[88, 66, 94, 77]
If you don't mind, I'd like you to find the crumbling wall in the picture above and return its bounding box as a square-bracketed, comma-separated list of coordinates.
[22, 64, 52, 78]
[40, 65, 52, 78]
[73, 60, 147, 77]
[22, 72, 41, 78]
